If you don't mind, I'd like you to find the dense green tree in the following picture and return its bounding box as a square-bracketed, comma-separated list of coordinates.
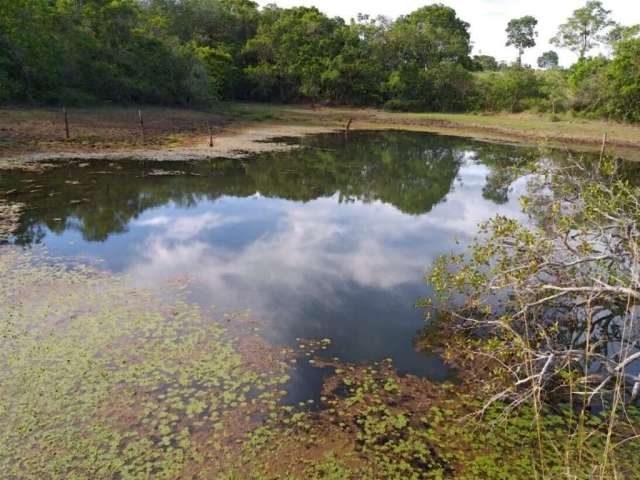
[147, 0, 258, 45]
[384, 4, 473, 111]
[537, 50, 559, 69]
[605, 38, 640, 122]
[0, 0, 230, 105]
[506, 16, 538, 65]
[144, 0, 259, 98]
[390, 5, 471, 68]
[567, 55, 609, 115]
[243, 6, 344, 101]
[472, 55, 499, 71]
[0, 0, 63, 102]
[316, 19, 386, 104]
[551, 1, 615, 59]
[540, 69, 569, 114]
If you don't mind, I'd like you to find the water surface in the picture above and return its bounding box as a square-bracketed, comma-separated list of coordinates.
[1, 131, 533, 400]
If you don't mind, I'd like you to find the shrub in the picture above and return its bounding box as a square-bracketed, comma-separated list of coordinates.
[605, 38, 640, 122]
[385, 62, 473, 112]
[539, 69, 570, 114]
[472, 67, 543, 112]
[567, 56, 609, 116]
[383, 99, 426, 112]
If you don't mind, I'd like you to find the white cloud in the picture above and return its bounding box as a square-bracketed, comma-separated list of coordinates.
[255, 0, 640, 66]
[134, 212, 240, 241]
[134, 215, 171, 227]
[126, 162, 527, 316]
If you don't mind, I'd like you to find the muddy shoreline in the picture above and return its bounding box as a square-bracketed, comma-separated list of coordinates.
[0, 123, 340, 168]
[2, 105, 640, 166]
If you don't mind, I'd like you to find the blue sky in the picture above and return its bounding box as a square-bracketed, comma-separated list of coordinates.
[255, 0, 640, 66]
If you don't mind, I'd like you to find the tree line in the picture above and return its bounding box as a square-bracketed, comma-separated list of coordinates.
[1, 1, 638, 121]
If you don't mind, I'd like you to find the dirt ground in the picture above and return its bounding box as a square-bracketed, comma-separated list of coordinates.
[0, 106, 345, 167]
[1, 103, 639, 166]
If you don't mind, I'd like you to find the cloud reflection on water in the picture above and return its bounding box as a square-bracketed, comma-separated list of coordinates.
[3, 131, 537, 379]
[123, 161, 527, 373]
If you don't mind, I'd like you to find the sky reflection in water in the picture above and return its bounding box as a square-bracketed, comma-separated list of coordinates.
[3, 131, 533, 397]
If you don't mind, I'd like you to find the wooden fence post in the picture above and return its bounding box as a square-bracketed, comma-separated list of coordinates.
[138, 107, 145, 144]
[600, 132, 608, 161]
[209, 123, 213, 147]
[344, 118, 353, 137]
[63, 107, 70, 140]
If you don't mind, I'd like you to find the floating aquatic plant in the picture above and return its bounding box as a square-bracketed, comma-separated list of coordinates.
[0, 247, 291, 478]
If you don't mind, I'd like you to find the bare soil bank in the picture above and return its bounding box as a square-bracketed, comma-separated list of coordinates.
[1, 104, 639, 166]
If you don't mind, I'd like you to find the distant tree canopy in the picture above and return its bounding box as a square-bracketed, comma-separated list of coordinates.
[473, 55, 500, 72]
[384, 4, 473, 111]
[551, 1, 615, 59]
[243, 6, 344, 102]
[0, 0, 638, 122]
[606, 24, 640, 48]
[506, 16, 539, 65]
[537, 50, 560, 69]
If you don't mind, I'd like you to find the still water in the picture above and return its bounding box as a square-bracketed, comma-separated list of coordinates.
[1, 131, 532, 399]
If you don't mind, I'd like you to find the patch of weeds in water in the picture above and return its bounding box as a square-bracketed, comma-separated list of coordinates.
[220, 360, 447, 479]
[0, 247, 293, 478]
[222, 356, 640, 479]
[305, 453, 354, 480]
[3, 246, 638, 479]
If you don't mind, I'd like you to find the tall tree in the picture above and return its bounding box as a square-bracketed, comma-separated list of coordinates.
[243, 6, 344, 101]
[551, 0, 615, 59]
[605, 23, 640, 49]
[391, 4, 472, 68]
[537, 50, 559, 69]
[0, 0, 63, 102]
[506, 16, 538, 65]
[385, 4, 473, 110]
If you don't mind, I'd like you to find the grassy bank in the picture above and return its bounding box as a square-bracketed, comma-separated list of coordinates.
[1, 103, 640, 162]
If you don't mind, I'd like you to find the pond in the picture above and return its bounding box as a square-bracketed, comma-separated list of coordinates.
[1, 130, 532, 402]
